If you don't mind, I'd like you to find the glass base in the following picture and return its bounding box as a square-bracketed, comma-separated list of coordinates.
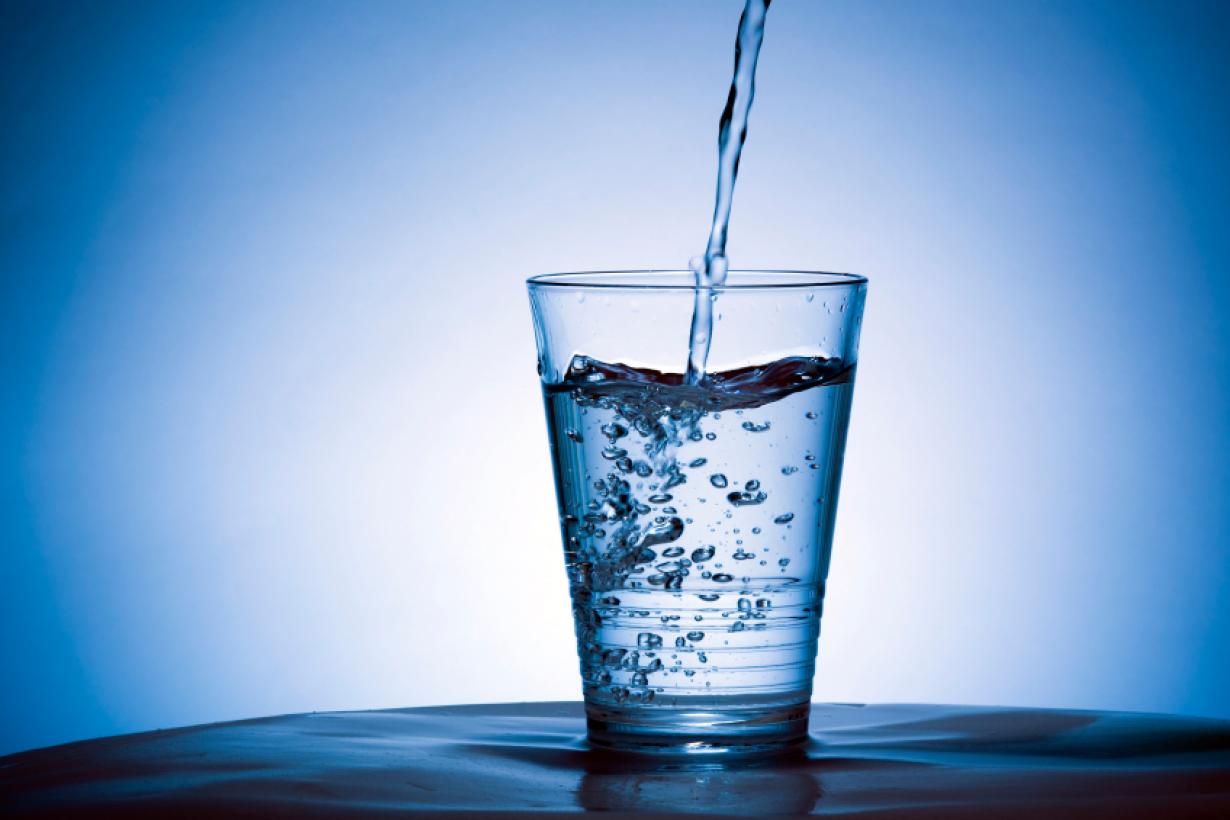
[585, 695, 811, 756]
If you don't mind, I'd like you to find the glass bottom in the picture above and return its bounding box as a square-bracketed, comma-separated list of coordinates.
[585, 693, 811, 756]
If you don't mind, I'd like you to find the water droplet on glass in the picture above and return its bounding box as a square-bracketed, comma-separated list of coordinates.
[687, 631, 705, 641]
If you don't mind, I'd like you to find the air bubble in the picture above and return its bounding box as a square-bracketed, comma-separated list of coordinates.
[566, 429, 584, 443]
[640, 517, 684, 548]
[691, 546, 716, 562]
[688, 457, 708, 468]
[712, 573, 734, 583]
[686, 631, 705, 641]
[774, 513, 795, 525]
[709, 473, 729, 488]
[637, 633, 663, 649]
[601, 423, 628, 439]
[727, 490, 767, 506]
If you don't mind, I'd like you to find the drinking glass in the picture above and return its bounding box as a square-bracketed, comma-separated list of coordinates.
[527, 270, 867, 754]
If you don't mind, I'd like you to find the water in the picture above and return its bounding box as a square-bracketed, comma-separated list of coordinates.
[685, 0, 772, 384]
[12, 703, 1228, 816]
[543, 353, 853, 749]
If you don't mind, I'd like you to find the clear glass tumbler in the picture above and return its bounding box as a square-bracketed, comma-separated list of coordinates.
[527, 270, 867, 754]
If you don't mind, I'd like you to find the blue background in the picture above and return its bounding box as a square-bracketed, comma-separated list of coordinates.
[2, 0, 1228, 755]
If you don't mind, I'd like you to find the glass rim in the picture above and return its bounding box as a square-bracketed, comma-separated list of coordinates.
[526, 269, 868, 291]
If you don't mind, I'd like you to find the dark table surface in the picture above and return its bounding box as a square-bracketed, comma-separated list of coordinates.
[3, 701, 1230, 817]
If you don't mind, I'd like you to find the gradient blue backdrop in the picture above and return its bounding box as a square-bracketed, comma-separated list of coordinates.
[2, 0, 1228, 755]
